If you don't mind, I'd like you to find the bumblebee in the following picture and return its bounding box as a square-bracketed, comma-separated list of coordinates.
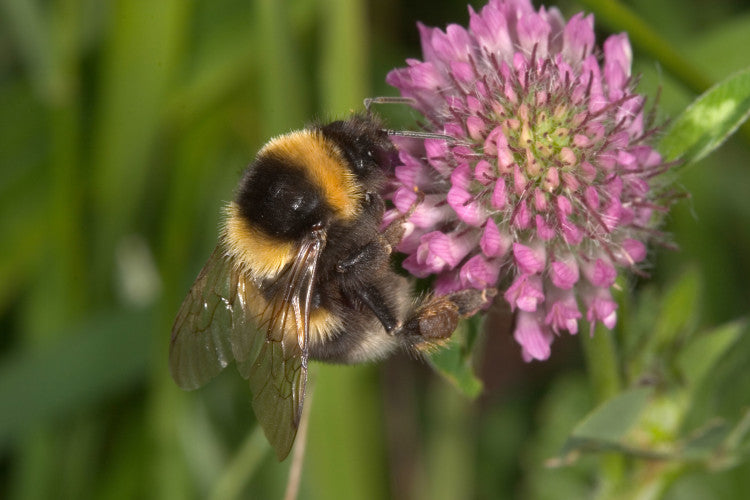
[169, 114, 486, 460]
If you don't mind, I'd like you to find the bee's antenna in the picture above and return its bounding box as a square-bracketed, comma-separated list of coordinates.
[385, 129, 457, 141]
[363, 96, 417, 113]
[363, 96, 457, 142]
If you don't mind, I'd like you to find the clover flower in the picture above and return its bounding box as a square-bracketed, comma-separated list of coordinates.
[384, 0, 671, 361]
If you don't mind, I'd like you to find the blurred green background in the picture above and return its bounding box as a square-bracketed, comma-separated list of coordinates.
[1, 0, 750, 499]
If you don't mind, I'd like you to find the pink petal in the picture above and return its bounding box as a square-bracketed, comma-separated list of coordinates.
[424, 230, 476, 269]
[513, 164, 527, 194]
[410, 194, 454, 228]
[550, 255, 580, 290]
[483, 126, 502, 156]
[446, 23, 474, 61]
[562, 13, 594, 63]
[580, 54, 605, 112]
[583, 258, 617, 288]
[512, 242, 546, 274]
[561, 219, 584, 245]
[450, 162, 472, 190]
[480, 219, 510, 258]
[424, 138, 451, 176]
[491, 178, 508, 209]
[544, 289, 581, 334]
[632, 144, 662, 168]
[543, 167, 560, 191]
[474, 159, 495, 185]
[393, 187, 418, 213]
[394, 154, 422, 188]
[466, 95, 484, 114]
[535, 215, 555, 240]
[617, 238, 647, 265]
[556, 195, 573, 216]
[434, 269, 463, 295]
[417, 22, 440, 63]
[396, 222, 427, 254]
[514, 310, 553, 361]
[466, 115, 486, 140]
[603, 33, 632, 98]
[451, 60, 476, 85]
[504, 273, 545, 312]
[408, 61, 445, 91]
[448, 164, 487, 226]
[584, 186, 600, 210]
[601, 199, 622, 231]
[444, 121, 466, 137]
[460, 254, 501, 289]
[539, 6, 566, 53]
[513, 199, 532, 230]
[583, 287, 618, 331]
[617, 150, 637, 170]
[402, 251, 432, 278]
[534, 188, 548, 211]
[517, 11, 551, 58]
[579, 161, 597, 182]
[469, 3, 513, 58]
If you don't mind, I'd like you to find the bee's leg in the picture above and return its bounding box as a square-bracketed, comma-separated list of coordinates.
[352, 285, 399, 333]
[449, 288, 497, 317]
[399, 288, 496, 340]
[400, 295, 459, 341]
[336, 243, 399, 333]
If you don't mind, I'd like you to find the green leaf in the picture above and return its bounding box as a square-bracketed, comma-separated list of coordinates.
[562, 387, 652, 454]
[428, 316, 484, 399]
[660, 67, 750, 164]
[679, 410, 750, 468]
[680, 419, 731, 461]
[677, 319, 746, 389]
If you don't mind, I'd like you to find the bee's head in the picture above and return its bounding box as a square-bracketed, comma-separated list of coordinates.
[319, 115, 396, 186]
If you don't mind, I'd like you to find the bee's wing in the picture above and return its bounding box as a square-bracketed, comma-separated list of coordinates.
[170, 232, 324, 461]
[236, 231, 324, 460]
[170, 246, 237, 390]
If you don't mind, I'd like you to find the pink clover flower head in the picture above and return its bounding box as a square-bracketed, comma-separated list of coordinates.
[384, 0, 672, 361]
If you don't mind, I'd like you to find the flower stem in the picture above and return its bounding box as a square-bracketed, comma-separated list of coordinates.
[579, 0, 713, 95]
[284, 384, 314, 500]
[581, 324, 625, 498]
[581, 324, 622, 403]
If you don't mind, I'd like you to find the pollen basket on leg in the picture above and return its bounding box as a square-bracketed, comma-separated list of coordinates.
[258, 130, 364, 221]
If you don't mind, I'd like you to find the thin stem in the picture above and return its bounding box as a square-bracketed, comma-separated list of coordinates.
[578, 0, 713, 95]
[581, 323, 622, 403]
[284, 385, 314, 500]
[581, 323, 625, 498]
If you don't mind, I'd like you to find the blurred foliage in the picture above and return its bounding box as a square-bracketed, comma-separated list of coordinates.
[1, 0, 750, 499]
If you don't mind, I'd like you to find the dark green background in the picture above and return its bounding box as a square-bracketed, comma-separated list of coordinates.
[1, 0, 749, 498]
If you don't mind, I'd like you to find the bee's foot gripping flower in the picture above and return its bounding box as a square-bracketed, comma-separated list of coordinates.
[384, 0, 672, 361]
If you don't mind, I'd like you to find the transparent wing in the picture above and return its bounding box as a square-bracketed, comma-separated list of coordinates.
[170, 246, 236, 390]
[169, 231, 324, 461]
[236, 230, 324, 460]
